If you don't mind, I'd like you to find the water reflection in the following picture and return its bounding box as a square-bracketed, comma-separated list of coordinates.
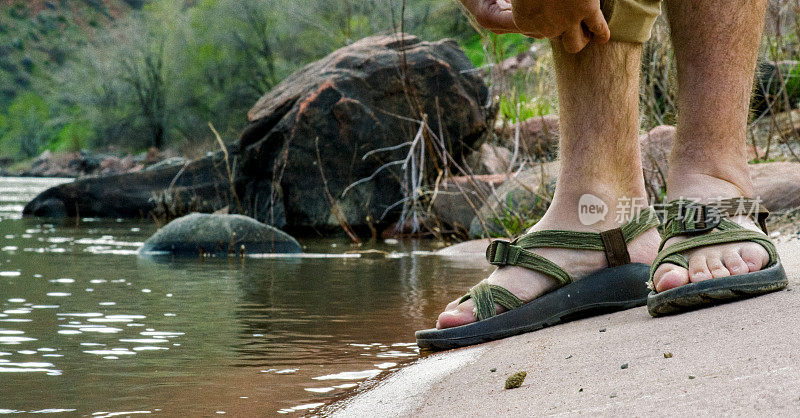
[0, 177, 492, 415]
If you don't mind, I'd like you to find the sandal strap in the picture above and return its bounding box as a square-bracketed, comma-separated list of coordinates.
[459, 281, 524, 321]
[467, 207, 661, 321]
[486, 240, 573, 285]
[650, 199, 778, 292]
[488, 206, 660, 275]
[660, 198, 770, 244]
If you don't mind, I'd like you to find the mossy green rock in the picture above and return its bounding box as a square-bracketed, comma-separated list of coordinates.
[504, 371, 527, 389]
[139, 213, 302, 256]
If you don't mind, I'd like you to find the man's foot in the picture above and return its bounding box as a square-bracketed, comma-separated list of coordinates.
[652, 175, 771, 293]
[652, 215, 770, 292]
[436, 213, 661, 329]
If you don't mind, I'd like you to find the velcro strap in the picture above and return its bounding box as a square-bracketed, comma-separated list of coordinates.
[599, 228, 631, 267]
[662, 203, 713, 240]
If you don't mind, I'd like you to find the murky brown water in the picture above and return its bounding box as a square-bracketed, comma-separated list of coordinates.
[0, 177, 490, 416]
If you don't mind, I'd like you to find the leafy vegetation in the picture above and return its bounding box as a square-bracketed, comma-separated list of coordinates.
[0, 0, 494, 159]
[4, 0, 797, 170]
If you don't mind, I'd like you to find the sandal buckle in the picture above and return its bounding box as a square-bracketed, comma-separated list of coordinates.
[677, 203, 722, 234]
[486, 240, 511, 266]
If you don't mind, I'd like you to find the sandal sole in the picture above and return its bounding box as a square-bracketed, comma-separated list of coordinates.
[647, 260, 788, 317]
[415, 263, 651, 350]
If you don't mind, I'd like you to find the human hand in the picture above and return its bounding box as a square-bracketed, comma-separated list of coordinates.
[510, 0, 610, 53]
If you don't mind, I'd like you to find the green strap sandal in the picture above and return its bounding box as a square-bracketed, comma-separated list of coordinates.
[647, 198, 788, 317]
[415, 207, 661, 350]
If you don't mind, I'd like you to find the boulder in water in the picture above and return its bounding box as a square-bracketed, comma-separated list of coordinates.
[139, 213, 302, 256]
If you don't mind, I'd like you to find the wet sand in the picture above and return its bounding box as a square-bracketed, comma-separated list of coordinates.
[326, 239, 800, 416]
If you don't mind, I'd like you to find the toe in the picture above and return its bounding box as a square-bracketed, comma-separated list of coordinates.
[689, 253, 712, 282]
[653, 263, 690, 292]
[740, 243, 769, 272]
[705, 251, 730, 279]
[722, 249, 748, 276]
[436, 301, 477, 329]
[444, 299, 459, 312]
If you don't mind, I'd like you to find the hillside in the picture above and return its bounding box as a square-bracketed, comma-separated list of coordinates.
[0, 0, 141, 108]
[0, 0, 478, 160]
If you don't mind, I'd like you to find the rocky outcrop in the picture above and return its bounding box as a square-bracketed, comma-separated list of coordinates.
[461, 157, 800, 238]
[236, 33, 488, 230]
[478, 144, 512, 174]
[23, 154, 233, 220]
[495, 115, 560, 161]
[435, 238, 491, 258]
[750, 161, 800, 212]
[468, 162, 559, 237]
[139, 213, 302, 256]
[639, 125, 764, 200]
[431, 174, 509, 233]
[15, 148, 181, 178]
[639, 125, 675, 199]
[25, 33, 489, 233]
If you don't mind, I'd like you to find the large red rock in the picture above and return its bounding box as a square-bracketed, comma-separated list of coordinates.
[237, 33, 489, 230]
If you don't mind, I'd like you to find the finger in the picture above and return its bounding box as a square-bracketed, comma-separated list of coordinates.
[474, 7, 517, 33]
[561, 24, 590, 53]
[583, 7, 611, 44]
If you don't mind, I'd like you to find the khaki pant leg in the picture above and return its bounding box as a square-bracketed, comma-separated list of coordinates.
[601, 0, 663, 43]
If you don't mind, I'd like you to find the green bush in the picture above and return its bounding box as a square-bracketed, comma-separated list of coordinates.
[0, 0, 480, 156]
[49, 120, 94, 153]
[499, 93, 552, 123]
[462, 33, 533, 68]
[0, 92, 53, 158]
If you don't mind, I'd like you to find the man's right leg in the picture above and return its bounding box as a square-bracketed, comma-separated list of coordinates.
[652, 0, 771, 292]
[436, 40, 661, 329]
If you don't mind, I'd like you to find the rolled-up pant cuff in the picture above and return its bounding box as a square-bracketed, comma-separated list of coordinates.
[601, 0, 663, 43]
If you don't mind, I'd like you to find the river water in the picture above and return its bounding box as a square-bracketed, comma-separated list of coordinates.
[0, 177, 490, 416]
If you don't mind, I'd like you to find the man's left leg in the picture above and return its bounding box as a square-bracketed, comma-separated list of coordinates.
[653, 0, 771, 291]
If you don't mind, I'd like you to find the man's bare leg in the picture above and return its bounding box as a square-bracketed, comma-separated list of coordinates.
[652, 0, 771, 292]
[437, 40, 661, 329]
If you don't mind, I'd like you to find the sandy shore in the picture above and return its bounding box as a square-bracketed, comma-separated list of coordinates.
[325, 239, 800, 416]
